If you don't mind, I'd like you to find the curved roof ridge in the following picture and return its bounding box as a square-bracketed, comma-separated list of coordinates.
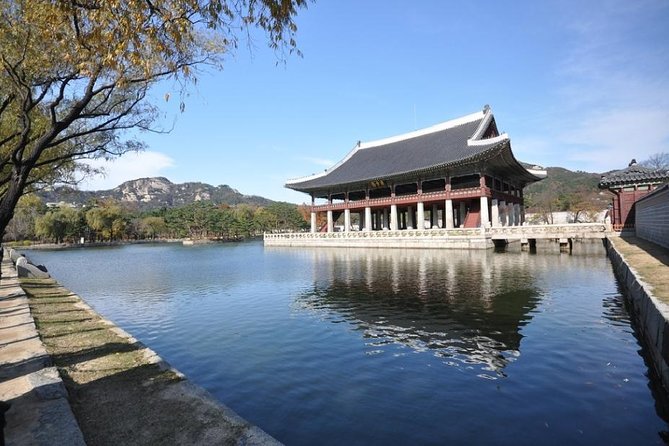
[285, 142, 360, 185]
[359, 110, 484, 150]
[468, 106, 494, 141]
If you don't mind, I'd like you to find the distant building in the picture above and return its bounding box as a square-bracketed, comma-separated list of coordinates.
[598, 160, 669, 231]
[286, 106, 546, 233]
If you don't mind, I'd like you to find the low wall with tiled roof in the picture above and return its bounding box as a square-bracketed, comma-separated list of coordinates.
[635, 184, 669, 249]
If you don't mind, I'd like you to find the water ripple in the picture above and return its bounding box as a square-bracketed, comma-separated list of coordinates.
[24, 242, 669, 446]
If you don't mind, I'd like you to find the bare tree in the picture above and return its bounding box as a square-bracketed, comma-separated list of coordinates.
[640, 152, 669, 170]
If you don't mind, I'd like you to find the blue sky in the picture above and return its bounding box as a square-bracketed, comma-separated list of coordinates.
[81, 0, 669, 204]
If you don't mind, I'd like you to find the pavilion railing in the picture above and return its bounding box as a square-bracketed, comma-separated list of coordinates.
[264, 227, 486, 240]
[264, 223, 610, 241]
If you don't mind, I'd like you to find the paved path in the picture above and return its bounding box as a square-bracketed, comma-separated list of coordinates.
[0, 253, 86, 445]
[608, 236, 669, 303]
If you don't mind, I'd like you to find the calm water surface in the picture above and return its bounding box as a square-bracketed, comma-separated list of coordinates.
[25, 241, 669, 445]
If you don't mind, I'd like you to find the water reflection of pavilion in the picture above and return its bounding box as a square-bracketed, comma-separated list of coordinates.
[288, 247, 541, 377]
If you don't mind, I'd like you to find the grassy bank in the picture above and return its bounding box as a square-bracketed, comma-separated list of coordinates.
[22, 277, 277, 446]
[608, 236, 669, 304]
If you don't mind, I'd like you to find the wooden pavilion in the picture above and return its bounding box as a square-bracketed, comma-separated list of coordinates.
[286, 106, 546, 234]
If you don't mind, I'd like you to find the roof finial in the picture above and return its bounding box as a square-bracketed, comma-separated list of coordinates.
[483, 104, 491, 113]
[629, 159, 637, 166]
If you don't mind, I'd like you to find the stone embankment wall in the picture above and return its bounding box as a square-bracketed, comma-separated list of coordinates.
[635, 184, 669, 249]
[606, 238, 669, 391]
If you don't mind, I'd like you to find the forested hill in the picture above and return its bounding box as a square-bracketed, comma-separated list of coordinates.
[38, 177, 274, 210]
[523, 167, 610, 213]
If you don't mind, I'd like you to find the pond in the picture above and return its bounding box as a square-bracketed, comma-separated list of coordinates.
[24, 241, 669, 445]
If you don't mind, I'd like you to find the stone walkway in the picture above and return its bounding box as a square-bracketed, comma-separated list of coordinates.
[608, 236, 669, 303]
[0, 254, 86, 445]
[0, 251, 281, 445]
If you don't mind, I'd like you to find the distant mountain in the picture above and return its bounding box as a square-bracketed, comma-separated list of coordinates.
[38, 177, 274, 210]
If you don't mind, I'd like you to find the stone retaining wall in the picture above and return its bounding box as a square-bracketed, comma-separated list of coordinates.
[606, 238, 669, 391]
[635, 184, 669, 249]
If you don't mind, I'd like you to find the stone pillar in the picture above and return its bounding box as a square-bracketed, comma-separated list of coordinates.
[514, 203, 521, 227]
[499, 201, 506, 226]
[491, 199, 499, 227]
[417, 202, 425, 229]
[390, 204, 398, 230]
[327, 210, 334, 233]
[310, 211, 317, 233]
[509, 203, 516, 226]
[480, 196, 490, 228]
[365, 207, 372, 231]
[344, 209, 351, 232]
[358, 211, 364, 231]
[445, 199, 454, 229]
[520, 205, 525, 225]
[382, 208, 389, 230]
[431, 204, 439, 228]
[459, 202, 466, 228]
[407, 206, 414, 229]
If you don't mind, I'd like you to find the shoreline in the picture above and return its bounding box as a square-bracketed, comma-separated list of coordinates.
[0, 249, 281, 445]
[606, 236, 669, 393]
[6, 236, 263, 251]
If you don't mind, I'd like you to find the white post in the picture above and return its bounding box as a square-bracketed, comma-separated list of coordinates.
[430, 204, 438, 228]
[491, 199, 499, 228]
[514, 203, 521, 226]
[344, 209, 351, 232]
[417, 202, 425, 229]
[327, 210, 334, 233]
[520, 204, 525, 225]
[390, 204, 398, 231]
[445, 199, 454, 229]
[508, 203, 515, 226]
[365, 207, 372, 231]
[499, 201, 506, 226]
[407, 206, 414, 229]
[459, 202, 466, 228]
[383, 208, 389, 230]
[480, 196, 490, 228]
[310, 212, 317, 233]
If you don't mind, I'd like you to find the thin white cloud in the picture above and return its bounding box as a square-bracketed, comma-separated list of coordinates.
[560, 108, 669, 170]
[78, 151, 176, 191]
[520, 0, 669, 173]
[298, 156, 335, 167]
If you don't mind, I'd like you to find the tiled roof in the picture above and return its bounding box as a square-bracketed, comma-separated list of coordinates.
[598, 163, 669, 187]
[287, 108, 538, 193]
